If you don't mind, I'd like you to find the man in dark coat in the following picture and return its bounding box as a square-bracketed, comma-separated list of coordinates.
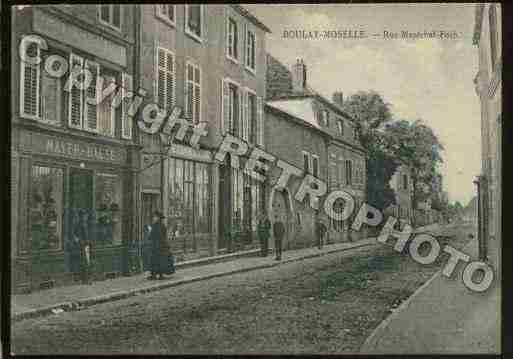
[315, 218, 327, 250]
[74, 209, 92, 284]
[148, 211, 171, 280]
[257, 213, 271, 257]
[273, 216, 285, 261]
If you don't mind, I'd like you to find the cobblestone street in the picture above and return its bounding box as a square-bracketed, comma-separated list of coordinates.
[11, 225, 472, 355]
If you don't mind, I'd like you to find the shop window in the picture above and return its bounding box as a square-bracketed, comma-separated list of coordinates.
[185, 5, 203, 41]
[185, 62, 201, 124]
[167, 158, 212, 240]
[95, 173, 122, 246]
[99, 5, 121, 31]
[28, 165, 63, 252]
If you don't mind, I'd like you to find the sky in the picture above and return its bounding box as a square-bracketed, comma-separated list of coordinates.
[245, 3, 482, 206]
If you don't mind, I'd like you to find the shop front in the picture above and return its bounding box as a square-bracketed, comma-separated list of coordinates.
[12, 128, 138, 293]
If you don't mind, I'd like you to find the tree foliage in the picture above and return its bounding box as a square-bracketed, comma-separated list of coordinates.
[341, 91, 398, 210]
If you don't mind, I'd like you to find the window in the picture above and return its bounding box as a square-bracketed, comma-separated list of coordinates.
[27, 165, 63, 252]
[312, 155, 319, 178]
[185, 62, 201, 124]
[228, 82, 240, 136]
[66, 53, 121, 137]
[95, 173, 122, 245]
[185, 5, 202, 41]
[156, 47, 176, 112]
[345, 160, 352, 185]
[227, 17, 238, 61]
[303, 151, 310, 173]
[245, 27, 256, 72]
[156, 4, 175, 26]
[319, 110, 329, 126]
[403, 174, 408, 190]
[99, 5, 121, 31]
[248, 92, 257, 143]
[353, 125, 358, 140]
[489, 5, 498, 72]
[20, 39, 62, 125]
[167, 158, 211, 239]
[337, 120, 344, 135]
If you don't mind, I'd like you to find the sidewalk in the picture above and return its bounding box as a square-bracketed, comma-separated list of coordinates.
[12, 237, 378, 322]
[360, 225, 500, 354]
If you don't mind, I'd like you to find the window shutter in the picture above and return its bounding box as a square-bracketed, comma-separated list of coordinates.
[20, 40, 41, 119]
[166, 50, 175, 111]
[194, 66, 201, 124]
[84, 60, 99, 132]
[156, 47, 166, 110]
[68, 53, 84, 128]
[121, 72, 133, 139]
[99, 75, 115, 137]
[257, 96, 263, 146]
[221, 79, 229, 135]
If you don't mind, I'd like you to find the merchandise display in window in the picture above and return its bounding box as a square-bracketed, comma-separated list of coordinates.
[28, 166, 63, 251]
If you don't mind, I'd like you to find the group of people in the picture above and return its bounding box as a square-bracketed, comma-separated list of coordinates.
[257, 213, 327, 260]
[71, 208, 328, 285]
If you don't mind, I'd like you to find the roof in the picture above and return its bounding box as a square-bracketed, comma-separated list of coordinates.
[266, 99, 367, 154]
[266, 98, 321, 130]
[472, 4, 484, 45]
[231, 5, 272, 33]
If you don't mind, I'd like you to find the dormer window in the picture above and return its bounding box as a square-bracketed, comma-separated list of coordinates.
[98, 5, 121, 31]
[337, 120, 344, 135]
[319, 110, 329, 127]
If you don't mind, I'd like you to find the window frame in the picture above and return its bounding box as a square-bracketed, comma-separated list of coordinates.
[302, 151, 310, 174]
[245, 25, 257, 74]
[226, 16, 239, 63]
[312, 154, 319, 178]
[156, 4, 176, 27]
[185, 4, 204, 43]
[25, 163, 65, 254]
[98, 5, 122, 32]
[245, 87, 258, 144]
[224, 77, 241, 137]
[185, 60, 202, 124]
[345, 160, 352, 186]
[155, 45, 176, 112]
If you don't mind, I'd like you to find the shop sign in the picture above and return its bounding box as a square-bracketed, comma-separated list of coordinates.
[20, 131, 126, 164]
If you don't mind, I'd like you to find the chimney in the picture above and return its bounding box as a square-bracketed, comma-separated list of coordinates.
[332, 91, 344, 107]
[292, 58, 307, 93]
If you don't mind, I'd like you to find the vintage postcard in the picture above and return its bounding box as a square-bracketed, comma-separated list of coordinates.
[6, 3, 501, 355]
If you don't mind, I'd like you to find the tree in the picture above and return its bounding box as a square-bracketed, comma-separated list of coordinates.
[385, 119, 444, 226]
[341, 91, 398, 210]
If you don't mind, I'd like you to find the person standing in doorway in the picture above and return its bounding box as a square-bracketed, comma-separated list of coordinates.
[273, 215, 285, 261]
[74, 209, 92, 285]
[148, 211, 170, 280]
[257, 213, 271, 257]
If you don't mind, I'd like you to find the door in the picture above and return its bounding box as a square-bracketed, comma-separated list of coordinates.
[69, 168, 93, 231]
[141, 192, 160, 270]
[218, 157, 232, 249]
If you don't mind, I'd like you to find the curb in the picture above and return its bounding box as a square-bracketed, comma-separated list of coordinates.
[359, 227, 475, 353]
[12, 239, 378, 323]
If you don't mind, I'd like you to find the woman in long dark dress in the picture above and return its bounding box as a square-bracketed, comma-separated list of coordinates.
[148, 211, 171, 280]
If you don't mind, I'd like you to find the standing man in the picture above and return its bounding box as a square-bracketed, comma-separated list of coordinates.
[148, 211, 171, 280]
[273, 215, 285, 261]
[257, 213, 271, 257]
[315, 217, 327, 250]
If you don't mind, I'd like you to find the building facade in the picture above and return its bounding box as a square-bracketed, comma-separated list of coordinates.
[385, 164, 413, 226]
[265, 56, 367, 249]
[11, 5, 139, 293]
[136, 5, 270, 261]
[473, 3, 501, 267]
